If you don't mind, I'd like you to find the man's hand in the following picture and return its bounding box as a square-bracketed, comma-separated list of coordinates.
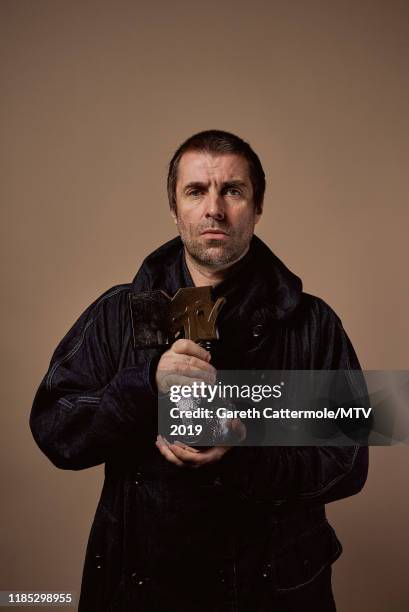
[155, 419, 246, 468]
[155, 339, 246, 468]
[155, 338, 217, 394]
[155, 436, 232, 468]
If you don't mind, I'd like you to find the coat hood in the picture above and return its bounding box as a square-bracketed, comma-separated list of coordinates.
[131, 235, 303, 322]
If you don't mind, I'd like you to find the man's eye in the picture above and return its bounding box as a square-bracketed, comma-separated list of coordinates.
[225, 188, 241, 196]
[188, 190, 203, 197]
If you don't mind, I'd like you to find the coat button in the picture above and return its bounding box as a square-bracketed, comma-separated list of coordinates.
[262, 562, 272, 579]
[134, 471, 143, 486]
[252, 325, 263, 338]
[130, 572, 150, 587]
[218, 568, 226, 584]
[94, 553, 103, 570]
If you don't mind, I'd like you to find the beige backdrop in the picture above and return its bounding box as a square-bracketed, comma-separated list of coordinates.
[1, 1, 408, 610]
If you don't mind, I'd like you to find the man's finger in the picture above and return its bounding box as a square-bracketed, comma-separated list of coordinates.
[172, 339, 211, 362]
[173, 440, 201, 453]
[228, 418, 247, 442]
[160, 374, 210, 391]
[167, 443, 207, 466]
[156, 436, 185, 467]
[167, 443, 231, 466]
[170, 358, 216, 381]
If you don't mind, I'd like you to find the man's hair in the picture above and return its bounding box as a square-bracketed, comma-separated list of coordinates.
[167, 129, 265, 214]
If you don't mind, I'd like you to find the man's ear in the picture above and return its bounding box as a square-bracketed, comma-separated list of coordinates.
[254, 202, 263, 224]
[170, 207, 177, 224]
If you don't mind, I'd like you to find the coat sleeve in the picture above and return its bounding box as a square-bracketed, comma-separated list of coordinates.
[30, 285, 158, 471]
[219, 299, 369, 508]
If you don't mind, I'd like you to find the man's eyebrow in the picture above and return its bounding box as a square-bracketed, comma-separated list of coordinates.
[183, 180, 248, 191]
[183, 181, 209, 191]
[222, 180, 247, 189]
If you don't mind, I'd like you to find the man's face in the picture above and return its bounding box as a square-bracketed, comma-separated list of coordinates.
[172, 151, 262, 268]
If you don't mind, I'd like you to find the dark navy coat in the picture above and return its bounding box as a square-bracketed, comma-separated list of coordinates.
[30, 236, 368, 611]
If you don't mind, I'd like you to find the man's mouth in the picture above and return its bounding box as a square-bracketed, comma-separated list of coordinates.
[200, 229, 229, 238]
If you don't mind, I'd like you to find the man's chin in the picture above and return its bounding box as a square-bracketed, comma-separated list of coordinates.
[201, 238, 226, 248]
[190, 246, 238, 267]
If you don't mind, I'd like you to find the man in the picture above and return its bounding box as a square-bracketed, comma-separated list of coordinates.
[30, 130, 368, 611]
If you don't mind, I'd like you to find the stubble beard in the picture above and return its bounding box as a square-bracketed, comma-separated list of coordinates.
[184, 237, 236, 267]
[177, 220, 250, 268]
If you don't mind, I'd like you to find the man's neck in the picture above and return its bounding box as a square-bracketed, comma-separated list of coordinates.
[184, 246, 250, 288]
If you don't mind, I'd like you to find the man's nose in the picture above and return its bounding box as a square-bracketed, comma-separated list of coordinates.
[205, 193, 225, 220]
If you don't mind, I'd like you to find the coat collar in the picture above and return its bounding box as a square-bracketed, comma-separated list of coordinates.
[131, 235, 303, 322]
